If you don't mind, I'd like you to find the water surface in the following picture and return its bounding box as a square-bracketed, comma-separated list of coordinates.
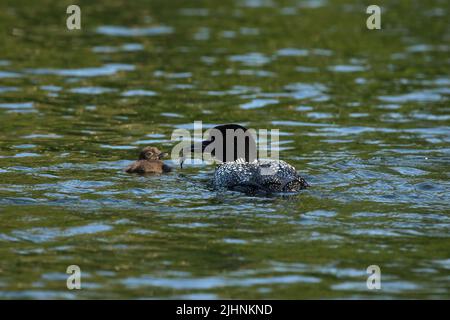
[0, 0, 449, 299]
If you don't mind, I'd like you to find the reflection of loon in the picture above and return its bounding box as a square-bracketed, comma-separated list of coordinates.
[193, 124, 309, 194]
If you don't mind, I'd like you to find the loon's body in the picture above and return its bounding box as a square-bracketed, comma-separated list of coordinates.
[190, 124, 309, 195]
[213, 159, 309, 194]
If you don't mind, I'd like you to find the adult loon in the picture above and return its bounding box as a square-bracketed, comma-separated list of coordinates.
[191, 124, 309, 194]
[125, 146, 172, 174]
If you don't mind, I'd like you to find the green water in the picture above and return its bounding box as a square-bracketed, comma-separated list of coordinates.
[0, 0, 449, 299]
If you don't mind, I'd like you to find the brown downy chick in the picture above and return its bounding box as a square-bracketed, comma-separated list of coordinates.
[125, 146, 172, 174]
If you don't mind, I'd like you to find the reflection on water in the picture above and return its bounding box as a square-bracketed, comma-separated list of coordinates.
[96, 25, 174, 37]
[0, 0, 449, 299]
[26, 63, 135, 78]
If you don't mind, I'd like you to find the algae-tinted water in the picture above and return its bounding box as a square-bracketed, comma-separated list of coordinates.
[0, 0, 449, 299]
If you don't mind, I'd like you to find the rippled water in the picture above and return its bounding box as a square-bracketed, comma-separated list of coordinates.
[0, 0, 449, 299]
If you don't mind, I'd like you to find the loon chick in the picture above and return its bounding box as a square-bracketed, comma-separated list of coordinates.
[125, 146, 171, 174]
[193, 124, 309, 194]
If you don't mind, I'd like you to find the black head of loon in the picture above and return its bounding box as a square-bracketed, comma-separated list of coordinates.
[194, 124, 309, 194]
[191, 123, 257, 163]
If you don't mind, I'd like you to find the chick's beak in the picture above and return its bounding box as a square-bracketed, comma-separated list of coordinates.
[158, 152, 168, 159]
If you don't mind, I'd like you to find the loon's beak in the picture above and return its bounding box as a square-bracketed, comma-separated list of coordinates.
[179, 145, 193, 169]
[190, 141, 209, 153]
[180, 141, 209, 169]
